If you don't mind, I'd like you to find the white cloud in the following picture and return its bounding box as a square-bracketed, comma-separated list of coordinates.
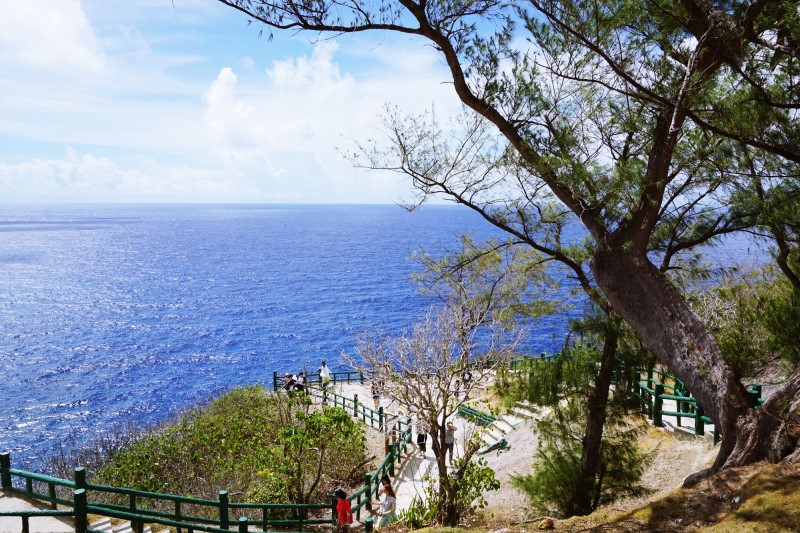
[0, 2, 462, 204]
[200, 40, 461, 202]
[0, 148, 244, 203]
[0, 1, 105, 74]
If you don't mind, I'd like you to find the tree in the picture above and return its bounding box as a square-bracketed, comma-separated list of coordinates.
[248, 395, 366, 508]
[217, 0, 800, 471]
[413, 235, 557, 364]
[346, 306, 514, 526]
[414, 235, 632, 516]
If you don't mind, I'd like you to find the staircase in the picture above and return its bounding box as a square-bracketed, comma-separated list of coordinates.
[90, 517, 169, 533]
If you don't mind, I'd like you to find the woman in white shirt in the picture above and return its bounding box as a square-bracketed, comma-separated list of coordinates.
[377, 475, 397, 528]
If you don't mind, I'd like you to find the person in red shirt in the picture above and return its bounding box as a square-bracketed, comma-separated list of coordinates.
[335, 488, 353, 532]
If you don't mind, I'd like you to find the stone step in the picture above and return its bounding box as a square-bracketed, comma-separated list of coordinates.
[480, 432, 497, 448]
[510, 406, 537, 419]
[90, 518, 113, 533]
[491, 418, 514, 433]
[517, 399, 539, 410]
[483, 426, 505, 441]
[110, 521, 152, 533]
[499, 413, 525, 428]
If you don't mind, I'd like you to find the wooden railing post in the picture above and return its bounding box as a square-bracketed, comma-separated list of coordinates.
[748, 384, 762, 407]
[364, 473, 372, 511]
[238, 517, 249, 533]
[49, 482, 57, 509]
[378, 407, 384, 431]
[653, 384, 664, 427]
[364, 516, 374, 532]
[1, 452, 11, 489]
[74, 488, 88, 533]
[175, 500, 183, 533]
[219, 490, 229, 530]
[74, 467, 86, 490]
[694, 403, 705, 436]
[360, 372, 364, 384]
[388, 444, 396, 477]
[353, 394, 359, 417]
[273, 371, 278, 392]
[331, 494, 337, 522]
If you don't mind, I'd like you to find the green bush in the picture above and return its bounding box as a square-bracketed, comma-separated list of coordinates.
[80, 386, 366, 512]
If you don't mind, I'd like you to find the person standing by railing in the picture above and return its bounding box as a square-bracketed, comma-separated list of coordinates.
[295, 371, 307, 394]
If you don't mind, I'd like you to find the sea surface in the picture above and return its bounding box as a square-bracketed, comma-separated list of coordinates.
[0, 204, 565, 470]
[0, 203, 766, 471]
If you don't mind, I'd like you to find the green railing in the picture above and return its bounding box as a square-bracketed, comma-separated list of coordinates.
[301, 383, 413, 522]
[1, 451, 327, 533]
[271, 370, 364, 392]
[1, 379, 416, 533]
[507, 353, 555, 370]
[631, 367, 764, 444]
[457, 405, 497, 426]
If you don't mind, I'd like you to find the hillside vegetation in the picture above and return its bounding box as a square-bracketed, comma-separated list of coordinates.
[56, 386, 367, 508]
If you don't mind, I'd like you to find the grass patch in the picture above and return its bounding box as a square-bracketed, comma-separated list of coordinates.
[701, 462, 800, 532]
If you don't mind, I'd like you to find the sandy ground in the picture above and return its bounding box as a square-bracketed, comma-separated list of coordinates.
[475, 418, 718, 526]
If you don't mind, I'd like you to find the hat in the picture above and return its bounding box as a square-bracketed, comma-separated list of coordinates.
[285, 373, 291, 377]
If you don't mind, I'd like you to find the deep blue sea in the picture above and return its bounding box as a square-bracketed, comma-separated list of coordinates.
[0, 203, 767, 471]
[0, 204, 573, 470]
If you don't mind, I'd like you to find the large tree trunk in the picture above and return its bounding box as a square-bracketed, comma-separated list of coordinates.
[591, 249, 799, 469]
[571, 325, 618, 515]
[725, 367, 800, 465]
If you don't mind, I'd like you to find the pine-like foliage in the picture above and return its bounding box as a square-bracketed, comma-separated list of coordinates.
[512, 345, 652, 517]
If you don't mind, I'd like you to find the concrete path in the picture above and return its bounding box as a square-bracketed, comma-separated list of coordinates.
[330, 381, 483, 514]
[0, 491, 73, 533]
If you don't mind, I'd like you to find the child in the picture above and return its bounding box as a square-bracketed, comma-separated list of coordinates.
[335, 488, 353, 532]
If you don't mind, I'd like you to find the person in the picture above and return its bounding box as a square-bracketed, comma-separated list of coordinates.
[334, 488, 353, 532]
[376, 475, 396, 529]
[295, 371, 307, 394]
[371, 380, 381, 410]
[416, 416, 429, 458]
[445, 420, 457, 464]
[453, 379, 462, 400]
[283, 373, 297, 393]
[462, 369, 472, 389]
[319, 361, 331, 390]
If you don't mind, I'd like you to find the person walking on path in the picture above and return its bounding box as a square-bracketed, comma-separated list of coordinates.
[415, 416, 429, 458]
[376, 475, 397, 529]
[371, 380, 381, 410]
[334, 489, 353, 533]
[445, 421, 457, 464]
[320, 361, 332, 390]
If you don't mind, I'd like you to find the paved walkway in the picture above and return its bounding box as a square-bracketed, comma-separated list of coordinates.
[0, 491, 73, 533]
[332, 381, 482, 514]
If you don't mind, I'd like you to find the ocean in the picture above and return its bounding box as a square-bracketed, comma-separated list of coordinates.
[0, 203, 575, 470]
[0, 203, 766, 471]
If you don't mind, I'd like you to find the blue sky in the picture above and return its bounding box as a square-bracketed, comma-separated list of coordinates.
[0, 0, 462, 203]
